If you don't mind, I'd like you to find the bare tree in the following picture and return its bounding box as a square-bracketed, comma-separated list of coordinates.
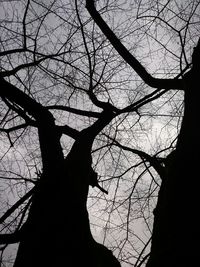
[0, 0, 199, 266]
[86, 0, 200, 266]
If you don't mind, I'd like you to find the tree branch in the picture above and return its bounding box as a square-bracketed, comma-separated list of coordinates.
[47, 105, 101, 118]
[0, 78, 46, 120]
[0, 78, 64, 171]
[1, 57, 48, 78]
[107, 137, 165, 179]
[0, 231, 21, 245]
[0, 48, 27, 57]
[57, 125, 79, 139]
[0, 123, 28, 133]
[0, 187, 35, 225]
[2, 97, 37, 127]
[86, 0, 184, 90]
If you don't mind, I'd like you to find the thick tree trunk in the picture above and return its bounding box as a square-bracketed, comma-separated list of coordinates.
[146, 44, 200, 266]
[14, 155, 120, 267]
[13, 110, 120, 267]
[13, 170, 94, 266]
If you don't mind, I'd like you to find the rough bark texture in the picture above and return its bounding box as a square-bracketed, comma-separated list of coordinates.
[146, 40, 200, 267]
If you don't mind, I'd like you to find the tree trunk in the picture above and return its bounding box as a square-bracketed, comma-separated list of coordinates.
[146, 43, 200, 266]
[14, 155, 120, 267]
[13, 110, 121, 267]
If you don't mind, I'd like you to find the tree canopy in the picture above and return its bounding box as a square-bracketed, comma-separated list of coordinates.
[0, 1, 200, 266]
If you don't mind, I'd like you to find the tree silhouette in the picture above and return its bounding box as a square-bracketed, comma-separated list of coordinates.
[87, 0, 200, 266]
[0, 1, 200, 266]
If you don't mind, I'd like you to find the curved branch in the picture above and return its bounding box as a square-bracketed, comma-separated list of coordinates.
[86, 0, 183, 90]
[0, 48, 27, 57]
[1, 57, 49, 78]
[0, 78, 64, 171]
